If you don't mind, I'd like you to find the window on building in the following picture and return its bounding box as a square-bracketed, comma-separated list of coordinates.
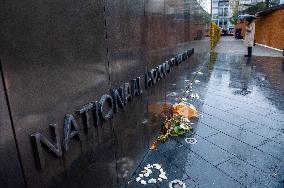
[218, 8, 223, 16]
[212, 8, 218, 14]
[224, 8, 228, 16]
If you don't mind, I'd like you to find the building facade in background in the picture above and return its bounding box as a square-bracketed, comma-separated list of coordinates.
[212, 0, 234, 30]
[238, 0, 283, 12]
[238, 0, 265, 11]
[212, 0, 283, 31]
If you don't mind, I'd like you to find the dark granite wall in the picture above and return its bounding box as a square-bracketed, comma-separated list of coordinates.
[0, 0, 209, 187]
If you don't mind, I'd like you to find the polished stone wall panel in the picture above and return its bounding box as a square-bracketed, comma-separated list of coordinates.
[0, 0, 209, 187]
[105, 1, 155, 186]
[0, 0, 116, 187]
[0, 70, 26, 188]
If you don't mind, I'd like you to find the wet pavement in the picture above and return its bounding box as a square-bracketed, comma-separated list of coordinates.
[214, 37, 283, 57]
[127, 37, 284, 188]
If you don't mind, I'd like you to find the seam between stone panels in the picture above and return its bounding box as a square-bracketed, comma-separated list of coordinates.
[255, 139, 272, 148]
[224, 106, 239, 112]
[103, 5, 111, 84]
[182, 177, 195, 186]
[265, 111, 278, 117]
[240, 122, 282, 146]
[102, 2, 119, 187]
[200, 122, 282, 161]
[265, 112, 284, 123]
[0, 59, 28, 187]
[194, 133, 277, 180]
[214, 157, 235, 167]
[203, 103, 236, 112]
[203, 132, 220, 139]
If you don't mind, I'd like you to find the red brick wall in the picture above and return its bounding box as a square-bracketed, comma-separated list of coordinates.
[255, 9, 284, 49]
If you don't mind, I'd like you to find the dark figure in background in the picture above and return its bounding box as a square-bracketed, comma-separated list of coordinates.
[235, 28, 242, 39]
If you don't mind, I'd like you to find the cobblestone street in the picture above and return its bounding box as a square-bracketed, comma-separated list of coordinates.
[128, 37, 284, 188]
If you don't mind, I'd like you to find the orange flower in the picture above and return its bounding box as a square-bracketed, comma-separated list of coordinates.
[172, 103, 198, 119]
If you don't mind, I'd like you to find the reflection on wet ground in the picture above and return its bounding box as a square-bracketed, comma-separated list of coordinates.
[127, 38, 284, 188]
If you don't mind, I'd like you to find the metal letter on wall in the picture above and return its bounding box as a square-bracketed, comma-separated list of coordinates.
[111, 87, 125, 113]
[151, 68, 158, 84]
[31, 124, 62, 169]
[63, 114, 81, 152]
[145, 71, 154, 89]
[158, 64, 165, 79]
[123, 83, 133, 103]
[76, 103, 94, 133]
[99, 94, 114, 120]
[131, 77, 142, 96]
[92, 101, 100, 126]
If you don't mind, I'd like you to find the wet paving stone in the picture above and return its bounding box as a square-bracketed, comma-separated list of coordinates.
[266, 111, 284, 123]
[199, 114, 245, 133]
[156, 139, 184, 154]
[138, 150, 173, 168]
[214, 98, 276, 116]
[200, 122, 267, 147]
[204, 132, 282, 175]
[244, 152, 284, 177]
[274, 164, 284, 186]
[206, 89, 260, 105]
[179, 135, 234, 166]
[228, 144, 284, 179]
[200, 105, 250, 126]
[267, 180, 284, 188]
[182, 178, 199, 188]
[217, 157, 274, 188]
[193, 122, 219, 138]
[257, 141, 284, 161]
[168, 147, 244, 188]
[202, 95, 239, 111]
[253, 97, 284, 111]
[127, 181, 157, 188]
[228, 107, 283, 129]
[241, 121, 282, 141]
[273, 132, 284, 145]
